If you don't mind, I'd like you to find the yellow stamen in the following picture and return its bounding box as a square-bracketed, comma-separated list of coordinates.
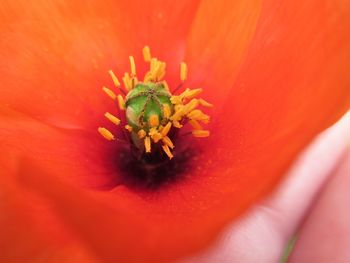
[183, 99, 199, 115]
[102, 86, 117, 100]
[162, 136, 174, 149]
[173, 121, 183, 128]
[183, 88, 203, 99]
[188, 119, 202, 130]
[187, 109, 210, 121]
[163, 104, 171, 118]
[144, 136, 151, 153]
[142, 46, 152, 62]
[192, 130, 210, 138]
[138, 129, 146, 139]
[148, 114, 159, 127]
[125, 124, 133, 132]
[117, 95, 125, 110]
[180, 62, 187, 81]
[98, 127, 115, 141]
[162, 144, 173, 159]
[162, 80, 170, 91]
[151, 132, 162, 143]
[161, 122, 172, 137]
[170, 95, 183, 105]
[122, 73, 132, 91]
[129, 56, 136, 76]
[108, 70, 121, 87]
[198, 98, 213, 107]
[104, 112, 120, 125]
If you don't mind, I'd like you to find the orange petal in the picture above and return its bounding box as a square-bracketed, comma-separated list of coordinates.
[185, 0, 261, 110]
[0, 0, 201, 129]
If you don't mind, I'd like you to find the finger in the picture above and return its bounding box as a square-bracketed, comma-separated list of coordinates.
[289, 149, 350, 263]
[180, 111, 350, 263]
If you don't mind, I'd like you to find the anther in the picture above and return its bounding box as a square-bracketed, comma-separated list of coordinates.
[192, 130, 210, 138]
[180, 62, 187, 81]
[98, 127, 115, 141]
[125, 124, 133, 132]
[129, 56, 136, 76]
[108, 70, 121, 87]
[117, 95, 126, 110]
[142, 46, 152, 62]
[162, 144, 173, 159]
[162, 136, 174, 149]
[144, 136, 151, 152]
[161, 122, 172, 137]
[138, 129, 146, 139]
[102, 86, 117, 100]
[104, 112, 121, 125]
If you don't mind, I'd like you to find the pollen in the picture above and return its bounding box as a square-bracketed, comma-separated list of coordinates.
[98, 46, 212, 159]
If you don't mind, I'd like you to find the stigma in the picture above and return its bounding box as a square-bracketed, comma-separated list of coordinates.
[98, 46, 212, 160]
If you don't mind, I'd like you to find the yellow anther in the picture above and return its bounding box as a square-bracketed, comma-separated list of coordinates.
[170, 108, 184, 121]
[117, 95, 125, 110]
[108, 70, 121, 87]
[151, 132, 162, 143]
[180, 62, 187, 81]
[144, 136, 151, 153]
[104, 112, 121, 125]
[162, 144, 173, 159]
[102, 86, 117, 100]
[198, 98, 213, 107]
[170, 96, 183, 105]
[129, 56, 136, 76]
[173, 120, 183, 128]
[98, 127, 115, 141]
[163, 104, 171, 118]
[187, 109, 209, 121]
[138, 129, 146, 139]
[183, 88, 203, 99]
[183, 99, 199, 115]
[149, 114, 159, 127]
[143, 46, 152, 62]
[188, 119, 202, 130]
[162, 80, 170, 91]
[162, 136, 174, 149]
[122, 73, 132, 91]
[125, 124, 133, 132]
[161, 122, 172, 137]
[157, 62, 166, 80]
[192, 130, 210, 138]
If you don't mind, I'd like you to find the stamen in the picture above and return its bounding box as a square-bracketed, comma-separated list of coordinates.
[129, 56, 136, 76]
[117, 95, 125, 110]
[180, 62, 187, 81]
[125, 124, 133, 132]
[138, 129, 146, 139]
[102, 86, 117, 100]
[142, 46, 152, 62]
[148, 114, 159, 127]
[162, 136, 174, 149]
[188, 119, 202, 130]
[108, 70, 121, 87]
[144, 136, 151, 152]
[163, 104, 171, 118]
[192, 130, 210, 138]
[198, 98, 213, 107]
[99, 46, 212, 160]
[183, 88, 202, 99]
[122, 73, 132, 91]
[104, 112, 121, 125]
[162, 144, 174, 159]
[98, 127, 115, 141]
[161, 122, 172, 137]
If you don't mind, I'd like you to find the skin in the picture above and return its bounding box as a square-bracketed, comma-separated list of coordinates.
[180, 111, 350, 263]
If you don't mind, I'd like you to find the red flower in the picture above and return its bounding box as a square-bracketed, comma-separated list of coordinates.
[1, 0, 350, 262]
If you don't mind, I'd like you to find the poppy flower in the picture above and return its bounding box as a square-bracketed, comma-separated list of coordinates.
[1, 0, 350, 262]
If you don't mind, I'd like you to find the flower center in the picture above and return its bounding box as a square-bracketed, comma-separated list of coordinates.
[98, 46, 212, 160]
